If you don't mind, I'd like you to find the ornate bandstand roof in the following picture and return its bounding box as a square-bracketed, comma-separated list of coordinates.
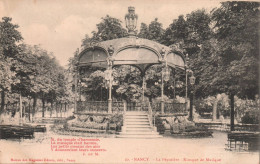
[78, 7, 186, 74]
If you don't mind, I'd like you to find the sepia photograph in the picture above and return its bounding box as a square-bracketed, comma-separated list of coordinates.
[0, 0, 259, 163]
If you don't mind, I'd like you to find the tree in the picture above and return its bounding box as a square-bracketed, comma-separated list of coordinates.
[137, 18, 165, 43]
[0, 51, 17, 114]
[92, 15, 127, 42]
[0, 17, 23, 113]
[185, 9, 211, 56]
[0, 17, 23, 58]
[210, 1, 259, 98]
[138, 23, 149, 39]
[15, 44, 67, 118]
[81, 34, 92, 49]
[80, 15, 127, 49]
[162, 15, 188, 46]
[191, 2, 259, 128]
[148, 18, 165, 42]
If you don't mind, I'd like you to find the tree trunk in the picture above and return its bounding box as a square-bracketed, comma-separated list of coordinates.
[1, 90, 5, 113]
[50, 101, 53, 118]
[28, 99, 31, 122]
[56, 102, 58, 117]
[230, 93, 235, 131]
[64, 103, 67, 116]
[217, 107, 220, 119]
[19, 92, 22, 121]
[60, 103, 62, 117]
[32, 96, 37, 119]
[42, 98, 45, 118]
[212, 97, 218, 121]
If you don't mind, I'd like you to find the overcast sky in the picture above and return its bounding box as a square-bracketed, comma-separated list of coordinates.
[0, 0, 222, 67]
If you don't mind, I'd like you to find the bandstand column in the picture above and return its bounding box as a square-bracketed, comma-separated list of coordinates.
[108, 74, 112, 113]
[105, 67, 113, 114]
[79, 80, 81, 101]
[142, 76, 145, 102]
[161, 71, 165, 114]
[185, 53, 189, 112]
[185, 66, 188, 111]
[107, 45, 114, 114]
[74, 64, 78, 113]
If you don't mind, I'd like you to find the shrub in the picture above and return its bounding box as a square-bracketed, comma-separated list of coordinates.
[155, 116, 165, 134]
[241, 109, 259, 124]
[109, 113, 123, 131]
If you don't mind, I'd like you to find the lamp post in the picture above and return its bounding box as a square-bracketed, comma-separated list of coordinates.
[161, 65, 170, 114]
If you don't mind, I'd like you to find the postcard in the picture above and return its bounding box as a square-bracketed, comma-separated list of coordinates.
[0, 0, 259, 163]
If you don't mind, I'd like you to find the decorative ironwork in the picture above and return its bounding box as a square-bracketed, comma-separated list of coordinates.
[76, 7, 189, 115]
[77, 101, 108, 113]
[162, 67, 170, 82]
[107, 45, 114, 56]
[112, 101, 124, 112]
[176, 80, 183, 88]
[151, 102, 187, 114]
[185, 54, 189, 68]
[125, 6, 138, 36]
[106, 45, 115, 67]
[189, 74, 196, 85]
[76, 101, 124, 113]
[159, 47, 167, 62]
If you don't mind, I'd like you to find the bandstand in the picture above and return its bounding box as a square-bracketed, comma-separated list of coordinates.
[75, 7, 195, 117]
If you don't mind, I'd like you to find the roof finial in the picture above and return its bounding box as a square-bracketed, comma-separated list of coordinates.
[125, 6, 138, 36]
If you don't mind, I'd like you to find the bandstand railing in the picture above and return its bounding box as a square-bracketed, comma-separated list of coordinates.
[112, 101, 124, 112]
[77, 101, 187, 114]
[151, 102, 187, 114]
[77, 101, 124, 113]
[164, 102, 187, 114]
[126, 101, 149, 112]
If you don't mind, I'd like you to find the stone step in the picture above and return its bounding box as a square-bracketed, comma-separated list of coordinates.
[124, 124, 151, 128]
[125, 113, 148, 116]
[125, 111, 147, 113]
[124, 120, 150, 124]
[125, 117, 149, 120]
[125, 128, 153, 132]
[124, 115, 148, 118]
[118, 111, 162, 138]
[124, 122, 150, 125]
[119, 131, 160, 135]
[125, 118, 149, 120]
[116, 134, 162, 138]
[124, 119, 150, 122]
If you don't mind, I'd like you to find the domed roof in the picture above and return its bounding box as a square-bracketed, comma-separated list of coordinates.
[78, 36, 186, 74]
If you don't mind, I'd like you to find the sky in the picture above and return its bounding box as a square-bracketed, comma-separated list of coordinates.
[0, 0, 222, 67]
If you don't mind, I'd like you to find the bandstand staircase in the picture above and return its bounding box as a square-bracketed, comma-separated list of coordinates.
[117, 111, 162, 138]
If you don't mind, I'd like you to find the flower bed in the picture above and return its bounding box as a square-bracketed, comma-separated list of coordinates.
[155, 115, 213, 137]
[64, 112, 123, 133]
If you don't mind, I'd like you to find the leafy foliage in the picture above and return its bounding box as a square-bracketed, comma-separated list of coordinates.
[0, 17, 72, 119]
[0, 17, 23, 112]
[138, 18, 165, 43]
[92, 15, 127, 42]
[209, 2, 259, 98]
